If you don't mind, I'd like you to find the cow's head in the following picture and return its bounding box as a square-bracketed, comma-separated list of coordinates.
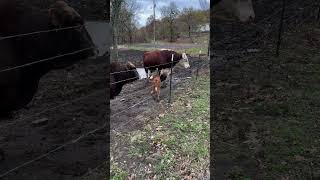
[177, 52, 190, 69]
[126, 61, 140, 81]
[48, 1, 98, 69]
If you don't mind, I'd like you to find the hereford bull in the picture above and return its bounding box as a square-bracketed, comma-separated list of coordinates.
[0, 0, 98, 117]
[110, 61, 139, 99]
[143, 50, 190, 81]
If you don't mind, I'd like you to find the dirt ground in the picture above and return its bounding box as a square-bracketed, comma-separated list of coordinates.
[0, 55, 107, 179]
[111, 48, 207, 133]
[109, 47, 209, 178]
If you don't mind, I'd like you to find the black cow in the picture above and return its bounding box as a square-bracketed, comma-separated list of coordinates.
[110, 61, 139, 99]
[0, 0, 97, 117]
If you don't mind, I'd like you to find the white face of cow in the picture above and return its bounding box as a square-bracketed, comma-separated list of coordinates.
[179, 53, 190, 69]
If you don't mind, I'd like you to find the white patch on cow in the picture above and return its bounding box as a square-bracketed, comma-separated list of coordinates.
[155, 87, 158, 91]
[127, 61, 135, 68]
[180, 52, 190, 68]
[136, 68, 147, 79]
[160, 48, 172, 51]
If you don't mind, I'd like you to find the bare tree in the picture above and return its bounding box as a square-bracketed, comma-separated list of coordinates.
[160, 2, 180, 42]
[111, 0, 123, 60]
[198, 0, 209, 56]
[181, 7, 196, 39]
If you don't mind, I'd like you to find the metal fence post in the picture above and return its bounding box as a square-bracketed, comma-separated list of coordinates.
[276, 0, 286, 57]
[196, 51, 201, 80]
[168, 54, 174, 104]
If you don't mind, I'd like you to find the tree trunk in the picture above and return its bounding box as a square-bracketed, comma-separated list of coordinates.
[111, 0, 123, 61]
[170, 21, 173, 42]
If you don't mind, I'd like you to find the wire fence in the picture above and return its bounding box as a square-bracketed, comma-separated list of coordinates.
[211, 0, 319, 178]
[0, 2, 109, 178]
[1, 0, 318, 178]
[212, 0, 317, 55]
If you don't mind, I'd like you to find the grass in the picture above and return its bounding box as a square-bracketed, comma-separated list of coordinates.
[214, 25, 320, 179]
[111, 164, 128, 180]
[110, 70, 210, 179]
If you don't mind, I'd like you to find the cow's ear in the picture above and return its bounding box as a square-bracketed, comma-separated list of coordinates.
[127, 61, 136, 69]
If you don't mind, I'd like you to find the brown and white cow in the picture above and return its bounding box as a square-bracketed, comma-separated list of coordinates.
[143, 50, 190, 81]
[110, 61, 139, 99]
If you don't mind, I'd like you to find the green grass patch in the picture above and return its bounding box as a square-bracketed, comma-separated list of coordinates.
[126, 73, 210, 178]
[110, 164, 128, 180]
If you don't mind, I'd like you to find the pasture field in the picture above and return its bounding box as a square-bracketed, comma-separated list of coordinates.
[106, 42, 210, 179]
[110, 65, 209, 179]
[213, 24, 320, 179]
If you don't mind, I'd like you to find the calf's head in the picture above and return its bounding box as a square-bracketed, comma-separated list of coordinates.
[47, 1, 98, 69]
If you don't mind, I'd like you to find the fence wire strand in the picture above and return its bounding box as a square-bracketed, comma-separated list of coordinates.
[0, 22, 102, 41]
[0, 120, 107, 178]
[0, 89, 105, 129]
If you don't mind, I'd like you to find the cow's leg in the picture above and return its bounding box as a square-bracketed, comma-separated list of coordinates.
[145, 68, 149, 87]
[156, 87, 160, 102]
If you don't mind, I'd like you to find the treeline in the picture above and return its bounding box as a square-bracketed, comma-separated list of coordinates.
[115, 1, 209, 44]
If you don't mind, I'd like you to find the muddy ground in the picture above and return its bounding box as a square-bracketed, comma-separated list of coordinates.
[0, 55, 107, 179]
[109, 47, 209, 179]
[111, 49, 208, 133]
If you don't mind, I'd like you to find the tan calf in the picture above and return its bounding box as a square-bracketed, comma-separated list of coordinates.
[149, 74, 161, 102]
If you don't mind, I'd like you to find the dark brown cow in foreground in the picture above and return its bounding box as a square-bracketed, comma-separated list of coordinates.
[110, 61, 139, 99]
[143, 50, 190, 81]
[0, 0, 97, 117]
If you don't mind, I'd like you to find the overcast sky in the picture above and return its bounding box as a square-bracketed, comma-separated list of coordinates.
[135, 0, 209, 28]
